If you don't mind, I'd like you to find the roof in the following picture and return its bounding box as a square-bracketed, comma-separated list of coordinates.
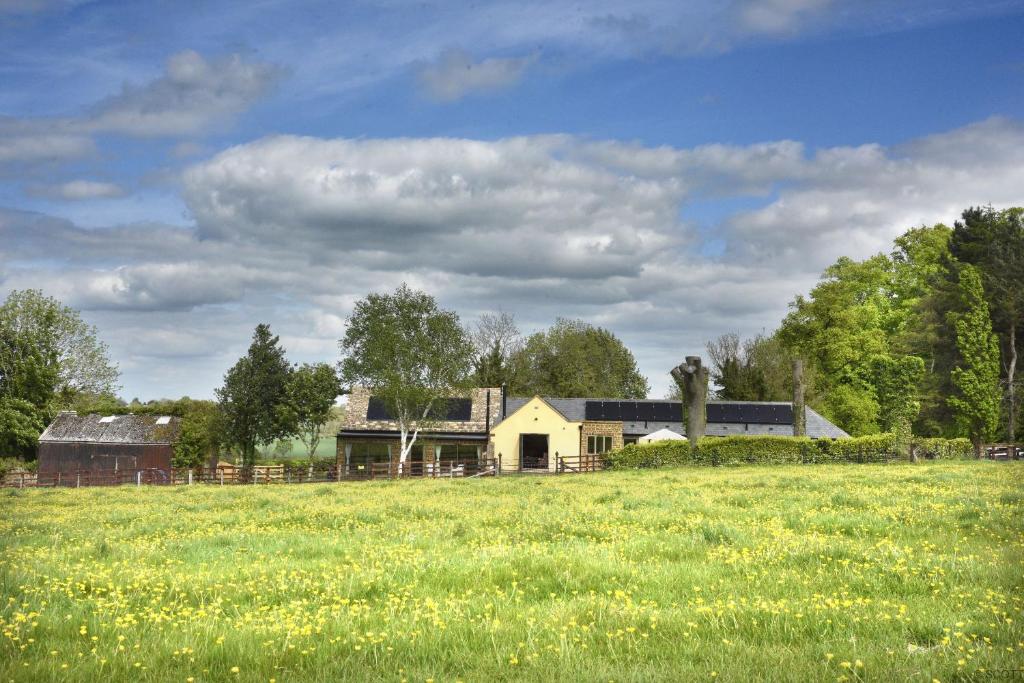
[639, 428, 686, 442]
[501, 396, 848, 439]
[340, 386, 502, 435]
[39, 412, 182, 444]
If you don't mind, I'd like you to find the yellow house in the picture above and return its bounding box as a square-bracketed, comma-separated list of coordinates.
[490, 396, 582, 472]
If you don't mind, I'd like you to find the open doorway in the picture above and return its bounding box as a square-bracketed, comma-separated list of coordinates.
[520, 434, 549, 470]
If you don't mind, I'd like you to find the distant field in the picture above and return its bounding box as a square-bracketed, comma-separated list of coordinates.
[261, 436, 338, 460]
[2, 462, 1022, 681]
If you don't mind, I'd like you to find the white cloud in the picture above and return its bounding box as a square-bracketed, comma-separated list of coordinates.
[29, 179, 126, 200]
[417, 48, 536, 101]
[3, 117, 1024, 400]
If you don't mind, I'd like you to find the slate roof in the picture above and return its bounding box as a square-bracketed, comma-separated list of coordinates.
[39, 412, 182, 444]
[500, 397, 848, 439]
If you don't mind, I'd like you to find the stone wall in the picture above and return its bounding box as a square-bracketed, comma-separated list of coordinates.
[341, 386, 502, 433]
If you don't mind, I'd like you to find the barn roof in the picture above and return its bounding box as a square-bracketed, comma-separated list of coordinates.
[39, 412, 182, 444]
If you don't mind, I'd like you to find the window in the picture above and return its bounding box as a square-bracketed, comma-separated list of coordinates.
[587, 435, 613, 454]
[349, 442, 390, 471]
[438, 443, 479, 464]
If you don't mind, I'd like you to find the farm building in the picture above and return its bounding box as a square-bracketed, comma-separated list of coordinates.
[37, 412, 181, 477]
[336, 387, 502, 475]
[338, 387, 848, 475]
[491, 395, 848, 472]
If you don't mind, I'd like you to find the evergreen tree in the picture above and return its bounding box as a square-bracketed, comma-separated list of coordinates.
[948, 265, 1002, 456]
[217, 324, 294, 468]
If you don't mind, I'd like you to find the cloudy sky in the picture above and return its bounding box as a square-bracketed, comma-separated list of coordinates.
[2, 0, 1024, 400]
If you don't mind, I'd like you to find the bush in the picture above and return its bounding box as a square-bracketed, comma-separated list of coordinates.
[914, 437, 973, 460]
[0, 456, 35, 478]
[816, 433, 900, 462]
[693, 436, 814, 466]
[604, 441, 691, 470]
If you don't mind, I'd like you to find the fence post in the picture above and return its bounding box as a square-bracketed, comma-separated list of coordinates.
[76, 473, 80, 488]
[188, 470, 193, 486]
[136, 471, 141, 487]
[254, 468, 259, 485]
[20, 472, 24, 488]
[220, 469, 224, 486]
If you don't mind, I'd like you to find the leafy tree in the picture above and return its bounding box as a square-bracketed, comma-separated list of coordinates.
[869, 354, 925, 444]
[339, 284, 474, 471]
[947, 265, 1002, 456]
[282, 362, 341, 458]
[171, 400, 224, 469]
[0, 398, 46, 459]
[470, 312, 526, 388]
[951, 206, 1024, 441]
[512, 319, 649, 398]
[0, 290, 119, 404]
[217, 324, 294, 468]
[779, 255, 896, 433]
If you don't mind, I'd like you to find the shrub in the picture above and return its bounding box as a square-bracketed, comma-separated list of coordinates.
[914, 437, 973, 460]
[693, 436, 815, 466]
[604, 441, 691, 470]
[817, 433, 901, 462]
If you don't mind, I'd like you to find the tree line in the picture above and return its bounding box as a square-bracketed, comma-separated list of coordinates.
[701, 206, 1021, 454]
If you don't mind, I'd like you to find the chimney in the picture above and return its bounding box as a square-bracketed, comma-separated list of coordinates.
[501, 383, 507, 419]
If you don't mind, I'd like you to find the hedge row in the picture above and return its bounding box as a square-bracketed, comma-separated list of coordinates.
[604, 434, 976, 470]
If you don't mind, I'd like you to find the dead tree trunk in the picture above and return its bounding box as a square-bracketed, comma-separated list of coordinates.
[671, 356, 708, 442]
[792, 358, 806, 438]
[1007, 323, 1017, 443]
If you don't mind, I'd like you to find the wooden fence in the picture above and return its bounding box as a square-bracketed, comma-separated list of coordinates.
[1, 458, 501, 489]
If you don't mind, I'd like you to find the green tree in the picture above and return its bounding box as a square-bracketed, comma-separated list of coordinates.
[470, 312, 525, 388]
[172, 400, 224, 469]
[512, 319, 649, 398]
[869, 353, 925, 457]
[0, 397, 46, 459]
[217, 324, 294, 468]
[0, 290, 119, 405]
[283, 363, 342, 458]
[950, 206, 1024, 441]
[947, 265, 1002, 456]
[339, 284, 474, 471]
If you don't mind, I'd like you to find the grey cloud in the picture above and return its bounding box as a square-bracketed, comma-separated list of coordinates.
[4, 118, 1024, 400]
[417, 48, 536, 101]
[0, 51, 280, 171]
[86, 50, 282, 137]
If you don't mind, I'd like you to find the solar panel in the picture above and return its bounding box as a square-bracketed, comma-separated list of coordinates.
[707, 403, 793, 424]
[367, 397, 473, 421]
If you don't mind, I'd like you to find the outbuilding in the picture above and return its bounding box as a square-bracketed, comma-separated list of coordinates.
[37, 412, 181, 478]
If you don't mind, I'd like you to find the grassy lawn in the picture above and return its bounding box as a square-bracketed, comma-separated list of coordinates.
[1, 462, 1022, 682]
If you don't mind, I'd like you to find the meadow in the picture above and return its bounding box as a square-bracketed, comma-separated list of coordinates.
[1, 462, 1022, 682]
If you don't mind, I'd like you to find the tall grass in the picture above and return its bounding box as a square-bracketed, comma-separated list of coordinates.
[1, 462, 1022, 681]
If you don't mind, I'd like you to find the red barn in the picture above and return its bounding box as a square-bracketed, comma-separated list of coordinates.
[38, 412, 181, 478]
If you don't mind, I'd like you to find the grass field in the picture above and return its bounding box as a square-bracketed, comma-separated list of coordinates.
[2, 462, 1022, 682]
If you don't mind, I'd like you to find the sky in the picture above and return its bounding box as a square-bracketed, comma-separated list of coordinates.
[2, 0, 1024, 401]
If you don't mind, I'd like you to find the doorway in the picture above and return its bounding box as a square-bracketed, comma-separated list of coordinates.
[520, 434, 549, 470]
[409, 445, 426, 476]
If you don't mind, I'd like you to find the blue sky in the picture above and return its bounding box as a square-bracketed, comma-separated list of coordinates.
[2, 0, 1024, 400]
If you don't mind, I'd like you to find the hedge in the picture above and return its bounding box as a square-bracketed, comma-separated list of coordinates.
[604, 434, 976, 470]
[693, 436, 814, 466]
[604, 441, 691, 469]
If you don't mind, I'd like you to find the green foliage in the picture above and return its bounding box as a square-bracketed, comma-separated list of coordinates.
[0, 289, 119, 404]
[282, 363, 341, 458]
[693, 436, 813, 466]
[607, 433, 973, 470]
[869, 354, 925, 433]
[948, 265, 1002, 450]
[512, 318, 649, 398]
[172, 400, 224, 469]
[0, 398, 46, 459]
[817, 434, 900, 462]
[914, 437, 973, 460]
[217, 324, 294, 468]
[604, 441, 692, 469]
[339, 284, 474, 462]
